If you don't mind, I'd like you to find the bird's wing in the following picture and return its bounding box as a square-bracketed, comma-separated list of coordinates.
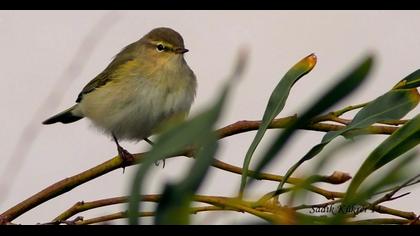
[76, 42, 138, 103]
[76, 71, 112, 103]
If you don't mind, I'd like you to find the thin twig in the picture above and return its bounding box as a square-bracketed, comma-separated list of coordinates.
[378, 119, 408, 126]
[212, 160, 348, 198]
[348, 218, 420, 225]
[330, 117, 351, 125]
[367, 204, 417, 220]
[292, 199, 342, 211]
[332, 102, 368, 117]
[73, 206, 232, 225]
[349, 174, 420, 220]
[373, 178, 420, 196]
[409, 215, 420, 225]
[372, 173, 420, 206]
[0, 152, 146, 225]
[53, 195, 161, 223]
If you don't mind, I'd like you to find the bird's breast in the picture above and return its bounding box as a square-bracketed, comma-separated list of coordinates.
[79, 70, 196, 140]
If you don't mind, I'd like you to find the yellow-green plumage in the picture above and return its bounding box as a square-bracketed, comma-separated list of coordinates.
[43, 27, 197, 142]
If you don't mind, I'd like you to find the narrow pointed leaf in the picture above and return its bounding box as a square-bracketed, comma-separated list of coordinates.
[328, 89, 419, 139]
[252, 55, 374, 182]
[331, 150, 419, 224]
[348, 151, 417, 206]
[393, 69, 420, 89]
[128, 51, 247, 225]
[278, 88, 419, 190]
[128, 107, 220, 225]
[239, 54, 317, 194]
[155, 137, 218, 224]
[346, 113, 420, 199]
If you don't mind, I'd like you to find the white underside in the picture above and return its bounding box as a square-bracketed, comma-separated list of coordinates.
[77, 72, 196, 141]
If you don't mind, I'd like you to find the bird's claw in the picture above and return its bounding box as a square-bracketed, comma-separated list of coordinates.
[117, 146, 134, 173]
[154, 159, 166, 168]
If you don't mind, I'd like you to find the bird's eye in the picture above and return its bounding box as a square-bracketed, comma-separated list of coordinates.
[156, 44, 165, 52]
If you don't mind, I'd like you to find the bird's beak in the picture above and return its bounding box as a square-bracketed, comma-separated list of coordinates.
[175, 47, 189, 54]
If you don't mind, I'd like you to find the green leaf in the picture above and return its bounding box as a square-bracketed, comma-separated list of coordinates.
[251, 55, 374, 185]
[393, 69, 420, 89]
[239, 54, 317, 195]
[128, 109, 220, 225]
[154, 184, 190, 224]
[346, 113, 420, 201]
[128, 50, 248, 225]
[278, 88, 420, 190]
[330, 151, 418, 224]
[329, 89, 419, 139]
[349, 151, 417, 206]
[155, 137, 218, 224]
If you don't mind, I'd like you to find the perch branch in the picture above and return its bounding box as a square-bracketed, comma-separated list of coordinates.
[332, 102, 368, 117]
[54, 164, 350, 223]
[348, 218, 420, 225]
[0, 115, 401, 224]
[73, 206, 229, 225]
[54, 194, 305, 225]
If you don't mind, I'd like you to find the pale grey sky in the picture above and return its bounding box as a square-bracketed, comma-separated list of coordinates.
[1, 10, 420, 224]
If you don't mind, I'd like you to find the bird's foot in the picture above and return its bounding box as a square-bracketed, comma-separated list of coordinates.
[154, 159, 166, 168]
[117, 146, 134, 173]
[144, 138, 154, 146]
[144, 138, 164, 168]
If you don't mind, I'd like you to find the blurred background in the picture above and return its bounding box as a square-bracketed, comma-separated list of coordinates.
[1, 10, 420, 224]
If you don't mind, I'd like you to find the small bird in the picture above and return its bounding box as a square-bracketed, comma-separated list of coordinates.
[43, 27, 197, 170]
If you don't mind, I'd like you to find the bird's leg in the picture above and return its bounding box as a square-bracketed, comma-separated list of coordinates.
[144, 138, 154, 146]
[113, 135, 134, 173]
[144, 138, 165, 168]
[155, 158, 166, 168]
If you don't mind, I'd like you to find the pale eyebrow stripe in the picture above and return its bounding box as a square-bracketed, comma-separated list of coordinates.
[149, 40, 174, 49]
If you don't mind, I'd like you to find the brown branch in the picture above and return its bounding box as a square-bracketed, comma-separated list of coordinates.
[348, 218, 420, 225]
[374, 178, 420, 196]
[332, 201, 418, 220]
[372, 174, 420, 206]
[340, 200, 417, 220]
[53, 195, 162, 223]
[211, 159, 347, 199]
[0, 153, 146, 225]
[52, 166, 349, 223]
[330, 117, 351, 125]
[368, 204, 417, 220]
[348, 174, 420, 220]
[213, 160, 350, 185]
[48, 216, 84, 225]
[53, 184, 345, 224]
[0, 115, 400, 224]
[292, 199, 342, 211]
[378, 119, 408, 126]
[73, 206, 233, 225]
[52, 193, 311, 225]
[217, 116, 397, 139]
[41, 192, 420, 225]
[74, 212, 151, 225]
[332, 102, 368, 117]
[312, 113, 351, 125]
[290, 196, 416, 220]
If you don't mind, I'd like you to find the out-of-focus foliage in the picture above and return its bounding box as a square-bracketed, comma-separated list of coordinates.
[253, 55, 374, 189]
[240, 54, 317, 195]
[126, 53, 420, 225]
[128, 51, 247, 224]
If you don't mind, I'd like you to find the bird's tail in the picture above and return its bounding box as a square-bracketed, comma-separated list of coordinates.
[42, 105, 84, 125]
